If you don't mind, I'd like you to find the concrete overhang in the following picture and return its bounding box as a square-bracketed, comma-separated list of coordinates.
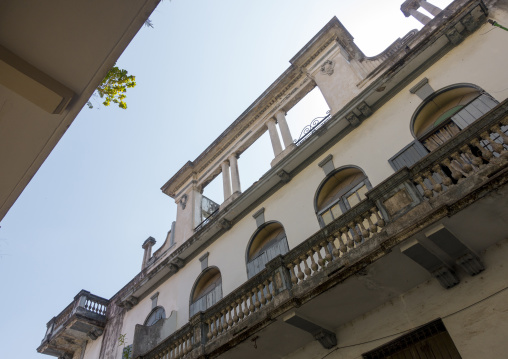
[0, 0, 161, 221]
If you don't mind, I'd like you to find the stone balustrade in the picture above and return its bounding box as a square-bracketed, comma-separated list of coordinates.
[135, 100, 508, 359]
[409, 109, 508, 200]
[143, 323, 194, 359]
[38, 290, 110, 358]
[204, 277, 276, 341]
[43, 290, 109, 342]
[285, 203, 385, 286]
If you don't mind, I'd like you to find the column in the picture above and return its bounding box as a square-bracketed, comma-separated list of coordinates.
[229, 154, 241, 194]
[276, 111, 294, 148]
[419, 0, 442, 17]
[409, 8, 431, 25]
[266, 118, 283, 157]
[221, 161, 232, 201]
[141, 237, 156, 270]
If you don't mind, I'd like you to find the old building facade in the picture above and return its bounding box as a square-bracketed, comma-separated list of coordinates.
[38, 0, 508, 358]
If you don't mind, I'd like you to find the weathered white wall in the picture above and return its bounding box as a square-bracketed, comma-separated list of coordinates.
[312, 45, 364, 114]
[284, 238, 508, 359]
[106, 6, 508, 354]
[82, 335, 103, 359]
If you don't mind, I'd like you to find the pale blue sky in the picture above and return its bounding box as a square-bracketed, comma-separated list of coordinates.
[0, 1, 452, 358]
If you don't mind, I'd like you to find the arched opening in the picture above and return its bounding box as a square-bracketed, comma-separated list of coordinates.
[144, 306, 166, 326]
[189, 267, 222, 317]
[411, 84, 498, 151]
[246, 222, 289, 278]
[315, 166, 371, 227]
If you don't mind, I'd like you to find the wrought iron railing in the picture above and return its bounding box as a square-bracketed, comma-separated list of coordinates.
[195, 208, 220, 232]
[294, 111, 331, 145]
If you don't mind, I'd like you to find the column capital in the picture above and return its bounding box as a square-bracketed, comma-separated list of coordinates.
[142, 236, 156, 249]
[275, 109, 287, 118]
[266, 117, 277, 126]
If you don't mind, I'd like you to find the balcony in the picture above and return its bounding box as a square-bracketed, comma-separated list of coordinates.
[38, 290, 109, 359]
[134, 101, 508, 359]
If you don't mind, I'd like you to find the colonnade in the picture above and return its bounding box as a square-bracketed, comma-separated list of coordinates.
[220, 110, 294, 202]
[401, 0, 442, 25]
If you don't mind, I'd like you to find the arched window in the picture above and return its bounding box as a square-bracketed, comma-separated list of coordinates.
[411, 85, 498, 151]
[246, 222, 289, 278]
[390, 84, 500, 171]
[315, 167, 371, 227]
[144, 306, 166, 326]
[189, 267, 222, 317]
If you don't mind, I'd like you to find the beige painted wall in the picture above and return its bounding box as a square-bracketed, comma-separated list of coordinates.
[284, 238, 508, 359]
[82, 335, 103, 359]
[104, 7, 508, 356]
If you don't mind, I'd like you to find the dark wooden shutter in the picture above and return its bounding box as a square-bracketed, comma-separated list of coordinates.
[388, 140, 429, 171]
[451, 93, 499, 129]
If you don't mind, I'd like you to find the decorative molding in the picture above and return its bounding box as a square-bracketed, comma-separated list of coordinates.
[219, 219, 232, 230]
[199, 252, 209, 271]
[357, 101, 372, 117]
[180, 194, 188, 210]
[346, 112, 360, 127]
[252, 207, 265, 228]
[320, 60, 335, 76]
[277, 170, 291, 184]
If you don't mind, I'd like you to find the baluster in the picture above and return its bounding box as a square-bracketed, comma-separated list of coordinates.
[414, 176, 433, 198]
[317, 243, 326, 267]
[253, 288, 261, 310]
[221, 309, 228, 331]
[206, 320, 212, 340]
[248, 292, 255, 313]
[365, 214, 377, 234]
[264, 279, 273, 301]
[349, 222, 361, 244]
[461, 145, 483, 168]
[492, 125, 508, 158]
[187, 333, 192, 354]
[344, 227, 354, 248]
[433, 164, 452, 187]
[329, 237, 339, 258]
[227, 305, 233, 327]
[357, 218, 369, 238]
[233, 301, 239, 323]
[301, 255, 311, 278]
[337, 229, 348, 253]
[481, 131, 504, 156]
[258, 284, 267, 305]
[241, 296, 249, 318]
[451, 151, 472, 174]
[180, 338, 185, 358]
[372, 208, 385, 227]
[442, 158, 463, 182]
[174, 339, 180, 359]
[471, 138, 493, 162]
[308, 249, 318, 273]
[323, 240, 333, 262]
[183, 337, 188, 355]
[236, 295, 247, 320]
[493, 124, 508, 144]
[288, 263, 298, 284]
[295, 260, 305, 281]
[212, 315, 218, 337]
[425, 170, 442, 193]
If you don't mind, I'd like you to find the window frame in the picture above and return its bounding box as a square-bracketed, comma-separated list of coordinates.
[316, 172, 372, 228]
